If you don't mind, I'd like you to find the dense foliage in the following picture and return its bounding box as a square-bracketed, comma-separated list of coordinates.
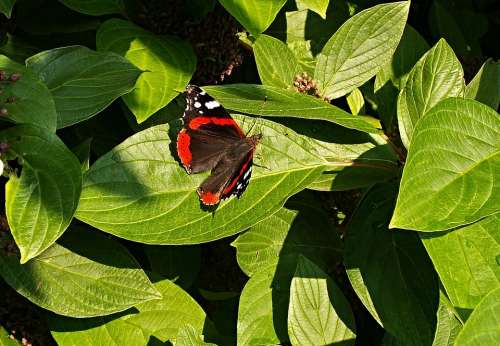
[0, 0, 498, 345]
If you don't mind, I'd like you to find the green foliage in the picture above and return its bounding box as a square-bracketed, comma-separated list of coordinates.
[218, 0, 287, 37]
[288, 256, 356, 345]
[391, 98, 499, 231]
[397, 39, 464, 148]
[0, 0, 16, 18]
[97, 19, 196, 123]
[26, 46, 142, 128]
[2, 125, 81, 262]
[0, 55, 57, 131]
[315, 1, 409, 99]
[0, 0, 497, 344]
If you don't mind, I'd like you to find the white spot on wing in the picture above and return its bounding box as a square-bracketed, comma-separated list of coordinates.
[243, 167, 252, 180]
[194, 102, 202, 108]
[200, 90, 206, 95]
[205, 100, 220, 109]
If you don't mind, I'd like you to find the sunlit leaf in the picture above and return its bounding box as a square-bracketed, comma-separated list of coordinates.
[397, 39, 464, 148]
[1, 125, 81, 262]
[0, 226, 160, 317]
[315, 1, 409, 99]
[76, 117, 326, 244]
[26, 46, 141, 128]
[391, 98, 500, 231]
[218, 0, 287, 37]
[97, 19, 195, 123]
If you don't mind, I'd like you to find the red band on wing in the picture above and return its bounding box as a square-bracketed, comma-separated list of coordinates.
[198, 190, 221, 205]
[177, 129, 192, 170]
[189, 117, 244, 137]
[223, 154, 253, 195]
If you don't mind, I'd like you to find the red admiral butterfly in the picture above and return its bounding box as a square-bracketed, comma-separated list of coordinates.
[177, 85, 261, 206]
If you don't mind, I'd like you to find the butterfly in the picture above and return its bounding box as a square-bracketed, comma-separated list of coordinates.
[177, 85, 261, 206]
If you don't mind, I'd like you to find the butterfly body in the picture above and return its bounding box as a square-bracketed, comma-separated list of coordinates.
[177, 85, 261, 206]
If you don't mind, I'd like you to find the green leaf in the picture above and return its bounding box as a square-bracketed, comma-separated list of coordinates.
[296, 0, 329, 19]
[0, 55, 57, 131]
[97, 19, 196, 123]
[76, 117, 326, 244]
[397, 39, 464, 148]
[374, 25, 430, 91]
[346, 88, 364, 115]
[0, 226, 160, 317]
[391, 98, 500, 232]
[26, 46, 142, 128]
[276, 117, 399, 191]
[421, 215, 500, 320]
[0, 0, 16, 18]
[253, 34, 301, 89]
[176, 325, 217, 346]
[144, 245, 201, 289]
[315, 1, 410, 99]
[432, 293, 462, 346]
[232, 206, 342, 277]
[203, 84, 379, 134]
[345, 183, 439, 346]
[49, 278, 212, 343]
[1, 125, 82, 263]
[237, 262, 291, 345]
[217, 0, 287, 37]
[58, 0, 123, 15]
[465, 59, 500, 110]
[288, 255, 356, 345]
[455, 287, 500, 346]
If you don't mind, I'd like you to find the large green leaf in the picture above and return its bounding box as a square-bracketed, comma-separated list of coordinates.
[421, 215, 500, 320]
[58, 0, 123, 15]
[97, 19, 196, 123]
[253, 35, 301, 89]
[218, 0, 287, 37]
[397, 39, 464, 148]
[454, 287, 500, 345]
[0, 0, 16, 18]
[76, 117, 326, 244]
[49, 278, 212, 344]
[1, 125, 81, 263]
[0, 55, 57, 131]
[0, 227, 160, 318]
[391, 98, 500, 232]
[275, 117, 399, 191]
[203, 84, 379, 133]
[315, 1, 409, 99]
[345, 183, 439, 346]
[26, 46, 142, 128]
[374, 25, 430, 91]
[296, 0, 329, 19]
[465, 58, 500, 110]
[288, 256, 356, 345]
[232, 206, 342, 277]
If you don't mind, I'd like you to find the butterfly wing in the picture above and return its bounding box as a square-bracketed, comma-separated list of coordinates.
[177, 85, 245, 174]
[197, 149, 255, 205]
